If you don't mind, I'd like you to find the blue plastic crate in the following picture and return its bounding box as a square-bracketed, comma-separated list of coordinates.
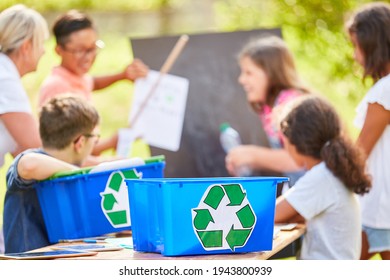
[35, 160, 165, 243]
[126, 176, 288, 256]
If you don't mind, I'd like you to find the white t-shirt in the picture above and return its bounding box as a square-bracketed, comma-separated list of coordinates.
[0, 53, 32, 167]
[354, 74, 390, 229]
[284, 162, 361, 260]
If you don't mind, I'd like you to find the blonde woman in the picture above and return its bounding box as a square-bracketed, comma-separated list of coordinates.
[0, 4, 49, 167]
[0, 4, 49, 254]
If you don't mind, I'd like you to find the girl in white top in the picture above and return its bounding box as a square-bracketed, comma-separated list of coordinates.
[0, 4, 49, 254]
[0, 5, 49, 167]
[347, 2, 390, 260]
[275, 96, 371, 259]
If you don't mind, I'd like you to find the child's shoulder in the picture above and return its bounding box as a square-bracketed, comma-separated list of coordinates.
[276, 89, 302, 105]
[374, 73, 390, 89]
[6, 149, 46, 182]
[366, 74, 390, 109]
[12, 148, 46, 162]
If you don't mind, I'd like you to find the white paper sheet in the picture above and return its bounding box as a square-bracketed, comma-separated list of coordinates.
[128, 70, 189, 151]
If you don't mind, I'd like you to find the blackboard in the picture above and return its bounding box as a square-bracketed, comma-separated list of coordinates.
[130, 28, 282, 178]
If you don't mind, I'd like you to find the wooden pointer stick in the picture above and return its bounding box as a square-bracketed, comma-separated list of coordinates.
[128, 34, 189, 129]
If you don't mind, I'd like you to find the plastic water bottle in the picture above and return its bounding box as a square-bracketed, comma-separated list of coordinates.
[219, 122, 252, 177]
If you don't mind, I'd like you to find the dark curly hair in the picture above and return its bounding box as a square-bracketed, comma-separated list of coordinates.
[280, 96, 371, 194]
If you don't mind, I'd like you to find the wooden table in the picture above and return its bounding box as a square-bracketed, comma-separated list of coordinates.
[35, 224, 305, 260]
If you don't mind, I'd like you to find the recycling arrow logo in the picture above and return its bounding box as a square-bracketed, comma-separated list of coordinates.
[100, 169, 142, 228]
[192, 183, 256, 251]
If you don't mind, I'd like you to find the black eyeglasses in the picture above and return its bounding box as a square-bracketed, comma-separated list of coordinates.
[62, 40, 105, 58]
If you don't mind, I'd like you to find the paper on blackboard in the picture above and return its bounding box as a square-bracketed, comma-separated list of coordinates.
[129, 70, 189, 151]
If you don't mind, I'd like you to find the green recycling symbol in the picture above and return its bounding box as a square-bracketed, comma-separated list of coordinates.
[100, 169, 142, 228]
[192, 183, 256, 251]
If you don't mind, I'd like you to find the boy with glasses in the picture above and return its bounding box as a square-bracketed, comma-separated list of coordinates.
[39, 10, 149, 155]
[3, 95, 100, 253]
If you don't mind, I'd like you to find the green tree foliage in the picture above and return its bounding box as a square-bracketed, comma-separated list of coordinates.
[270, 0, 367, 86]
[214, 0, 372, 100]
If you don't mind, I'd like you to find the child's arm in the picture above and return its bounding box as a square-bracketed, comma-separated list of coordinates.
[226, 145, 301, 175]
[274, 195, 305, 224]
[1, 112, 41, 156]
[93, 59, 149, 91]
[357, 102, 390, 157]
[17, 153, 78, 181]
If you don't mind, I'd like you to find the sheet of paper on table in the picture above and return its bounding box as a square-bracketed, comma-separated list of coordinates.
[105, 237, 133, 249]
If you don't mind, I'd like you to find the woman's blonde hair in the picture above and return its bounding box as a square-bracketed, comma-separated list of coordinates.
[0, 4, 49, 56]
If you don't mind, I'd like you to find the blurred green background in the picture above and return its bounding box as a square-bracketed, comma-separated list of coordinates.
[0, 0, 377, 249]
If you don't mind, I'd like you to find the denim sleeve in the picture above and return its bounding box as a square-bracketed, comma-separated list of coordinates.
[6, 152, 38, 193]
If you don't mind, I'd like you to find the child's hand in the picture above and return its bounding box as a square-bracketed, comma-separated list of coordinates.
[225, 145, 257, 176]
[123, 59, 149, 81]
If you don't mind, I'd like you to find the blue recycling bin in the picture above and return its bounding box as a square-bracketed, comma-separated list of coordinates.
[126, 176, 288, 256]
[35, 157, 165, 243]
